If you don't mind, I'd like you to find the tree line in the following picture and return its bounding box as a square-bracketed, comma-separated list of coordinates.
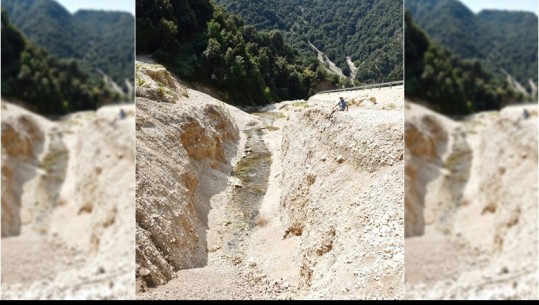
[405, 11, 527, 116]
[136, 0, 338, 106]
[2, 0, 135, 95]
[406, 0, 538, 93]
[1, 10, 121, 115]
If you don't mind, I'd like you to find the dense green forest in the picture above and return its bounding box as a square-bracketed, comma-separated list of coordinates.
[406, 0, 538, 92]
[214, 0, 403, 84]
[137, 0, 337, 106]
[2, 0, 135, 96]
[1, 10, 121, 115]
[405, 11, 526, 116]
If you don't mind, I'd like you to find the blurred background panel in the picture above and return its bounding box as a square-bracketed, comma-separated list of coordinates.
[1, 0, 135, 300]
[404, 0, 537, 300]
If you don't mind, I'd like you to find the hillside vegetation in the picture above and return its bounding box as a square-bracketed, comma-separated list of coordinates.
[2, 0, 135, 93]
[214, 0, 403, 84]
[136, 0, 338, 107]
[406, 0, 538, 91]
[1, 10, 120, 115]
[405, 12, 528, 116]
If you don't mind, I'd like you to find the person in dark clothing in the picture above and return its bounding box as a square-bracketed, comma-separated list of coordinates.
[337, 96, 348, 111]
[328, 96, 348, 118]
[119, 108, 126, 119]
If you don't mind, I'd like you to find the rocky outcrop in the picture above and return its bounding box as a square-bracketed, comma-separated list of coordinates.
[1, 103, 50, 237]
[404, 106, 454, 237]
[472, 108, 537, 257]
[136, 63, 188, 104]
[135, 62, 241, 291]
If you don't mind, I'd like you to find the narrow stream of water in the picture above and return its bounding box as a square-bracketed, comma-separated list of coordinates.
[223, 113, 274, 255]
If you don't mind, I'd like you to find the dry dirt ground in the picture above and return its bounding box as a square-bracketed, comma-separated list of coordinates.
[404, 102, 538, 300]
[136, 60, 404, 300]
[1, 101, 135, 300]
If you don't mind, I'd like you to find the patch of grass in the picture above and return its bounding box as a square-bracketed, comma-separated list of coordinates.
[443, 156, 458, 172]
[232, 156, 257, 180]
[275, 112, 287, 119]
[254, 187, 266, 194]
[157, 84, 166, 97]
[137, 77, 146, 87]
[40, 150, 67, 172]
[382, 102, 397, 110]
[40, 157, 55, 172]
[252, 111, 287, 120]
[266, 125, 280, 131]
[442, 150, 469, 173]
[292, 101, 309, 108]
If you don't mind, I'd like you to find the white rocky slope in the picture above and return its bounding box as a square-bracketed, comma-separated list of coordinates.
[1, 101, 135, 300]
[273, 94, 404, 299]
[135, 62, 252, 289]
[135, 60, 404, 300]
[405, 102, 538, 300]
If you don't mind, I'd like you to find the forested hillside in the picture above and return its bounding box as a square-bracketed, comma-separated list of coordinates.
[136, 0, 336, 106]
[405, 12, 525, 116]
[2, 0, 135, 94]
[1, 10, 120, 115]
[406, 0, 538, 90]
[215, 0, 403, 84]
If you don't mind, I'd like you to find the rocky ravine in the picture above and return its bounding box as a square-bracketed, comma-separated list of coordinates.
[405, 102, 538, 300]
[135, 60, 404, 300]
[1, 101, 135, 299]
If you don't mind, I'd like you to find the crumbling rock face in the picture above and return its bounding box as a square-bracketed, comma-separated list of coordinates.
[279, 100, 404, 299]
[56, 106, 135, 259]
[1, 104, 49, 237]
[135, 63, 188, 104]
[135, 62, 240, 291]
[404, 108, 453, 237]
[461, 107, 537, 275]
[26, 127, 69, 234]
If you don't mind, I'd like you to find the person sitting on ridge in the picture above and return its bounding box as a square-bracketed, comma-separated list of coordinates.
[119, 108, 126, 119]
[328, 96, 348, 118]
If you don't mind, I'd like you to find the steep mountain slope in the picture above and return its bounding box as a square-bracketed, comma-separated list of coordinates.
[72, 10, 135, 90]
[406, 0, 538, 87]
[1, 10, 120, 115]
[406, 0, 487, 59]
[1, 0, 135, 92]
[215, 0, 403, 84]
[477, 10, 539, 84]
[404, 12, 530, 116]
